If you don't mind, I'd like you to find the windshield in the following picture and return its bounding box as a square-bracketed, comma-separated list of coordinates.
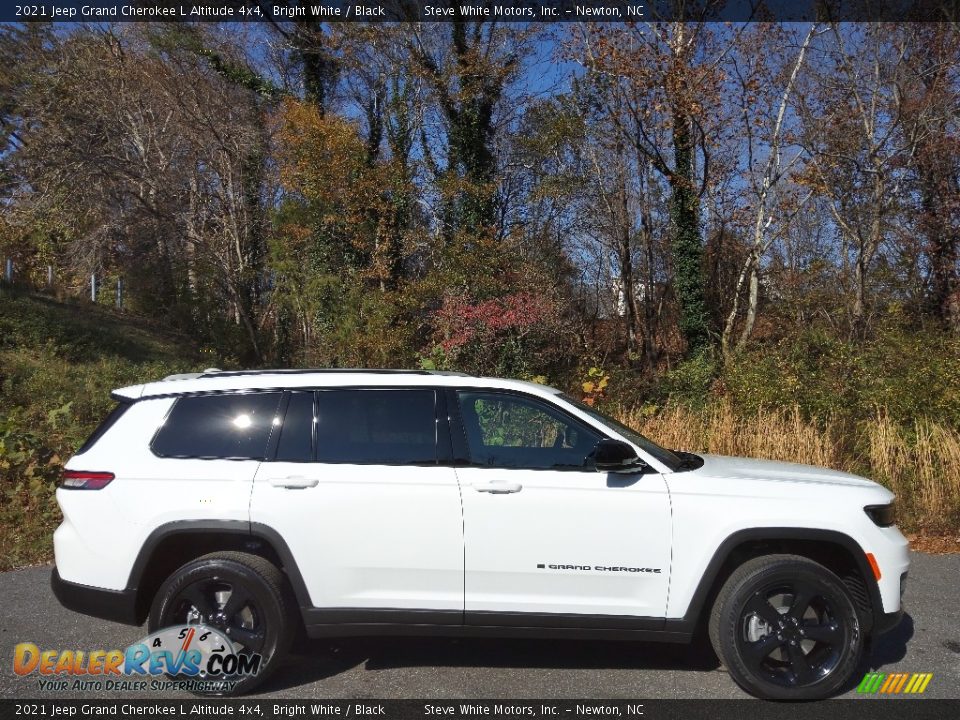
[559, 394, 685, 472]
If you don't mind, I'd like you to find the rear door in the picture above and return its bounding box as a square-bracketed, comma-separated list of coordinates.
[250, 388, 464, 617]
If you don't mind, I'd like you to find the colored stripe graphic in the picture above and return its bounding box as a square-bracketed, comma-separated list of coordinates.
[880, 674, 897, 693]
[893, 673, 909, 693]
[857, 672, 885, 693]
[857, 672, 932, 694]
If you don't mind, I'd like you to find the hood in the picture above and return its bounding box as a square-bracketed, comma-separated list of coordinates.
[691, 453, 878, 489]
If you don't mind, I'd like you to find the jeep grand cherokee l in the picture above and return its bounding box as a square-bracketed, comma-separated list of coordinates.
[52, 369, 909, 699]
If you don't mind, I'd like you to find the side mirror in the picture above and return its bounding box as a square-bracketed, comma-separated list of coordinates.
[592, 439, 646, 472]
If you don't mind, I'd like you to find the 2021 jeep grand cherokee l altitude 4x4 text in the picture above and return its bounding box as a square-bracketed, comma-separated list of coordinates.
[52, 369, 909, 699]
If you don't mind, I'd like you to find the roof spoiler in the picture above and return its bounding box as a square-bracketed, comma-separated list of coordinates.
[110, 368, 222, 401]
[160, 368, 223, 382]
[110, 385, 143, 401]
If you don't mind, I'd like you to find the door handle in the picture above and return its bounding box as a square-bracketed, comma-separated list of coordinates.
[473, 479, 523, 494]
[267, 476, 319, 489]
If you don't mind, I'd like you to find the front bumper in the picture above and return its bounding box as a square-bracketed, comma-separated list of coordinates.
[50, 568, 140, 626]
[874, 607, 904, 635]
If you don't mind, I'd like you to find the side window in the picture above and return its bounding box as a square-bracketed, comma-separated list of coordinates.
[151, 392, 283, 460]
[274, 392, 314, 462]
[456, 392, 602, 470]
[315, 389, 437, 465]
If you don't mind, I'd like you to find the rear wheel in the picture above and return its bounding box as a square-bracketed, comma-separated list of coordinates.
[708, 554, 864, 700]
[148, 551, 294, 695]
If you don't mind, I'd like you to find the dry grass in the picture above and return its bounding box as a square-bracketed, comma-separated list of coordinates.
[619, 403, 960, 533]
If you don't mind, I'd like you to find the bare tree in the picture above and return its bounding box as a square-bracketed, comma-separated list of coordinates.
[721, 23, 817, 357]
[799, 24, 924, 339]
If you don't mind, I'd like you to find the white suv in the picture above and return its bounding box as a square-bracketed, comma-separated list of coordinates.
[52, 369, 909, 699]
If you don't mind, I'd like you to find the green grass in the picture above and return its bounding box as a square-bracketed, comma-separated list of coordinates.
[0, 290, 205, 569]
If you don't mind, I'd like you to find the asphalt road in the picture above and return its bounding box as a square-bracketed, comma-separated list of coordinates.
[1, 552, 957, 700]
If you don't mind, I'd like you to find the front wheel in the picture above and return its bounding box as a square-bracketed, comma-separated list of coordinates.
[148, 551, 294, 695]
[708, 554, 864, 700]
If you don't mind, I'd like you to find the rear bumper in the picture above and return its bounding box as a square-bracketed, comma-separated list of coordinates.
[50, 568, 140, 626]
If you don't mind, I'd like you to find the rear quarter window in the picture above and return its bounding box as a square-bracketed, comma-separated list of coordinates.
[151, 392, 283, 460]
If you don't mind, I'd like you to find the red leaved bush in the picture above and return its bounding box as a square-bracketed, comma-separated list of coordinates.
[435, 291, 554, 353]
[427, 290, 572, 377]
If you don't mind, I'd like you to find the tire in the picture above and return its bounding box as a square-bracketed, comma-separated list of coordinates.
[148, 551, 295, 696]
[708, 554, 864, 700]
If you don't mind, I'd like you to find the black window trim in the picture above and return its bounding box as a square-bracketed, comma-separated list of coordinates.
[445, 387, 609, 473]
[142, 384, 608, 469]
[266, 391, 317, 463]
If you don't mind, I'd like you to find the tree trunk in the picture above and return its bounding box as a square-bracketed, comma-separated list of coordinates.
[619, 227, 639, 355]
[669, 105, 709, 352]
[739, 263, 760, 348]
[919, 148, 960, 330]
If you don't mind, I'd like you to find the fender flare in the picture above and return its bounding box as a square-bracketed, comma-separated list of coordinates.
[127, 520, 312, 609]
[665, 527, 882, 633]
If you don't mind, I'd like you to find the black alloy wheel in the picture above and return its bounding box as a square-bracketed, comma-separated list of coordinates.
[170, 577, 267, 656]
[149, 551, 294, 695]
[709, 554, 865, 700]
[736, 580, 845, 688]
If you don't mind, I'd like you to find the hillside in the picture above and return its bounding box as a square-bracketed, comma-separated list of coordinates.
[0, 291, 196, 364]
[0, 291, 204, 569]
[1, 290, 959, 569]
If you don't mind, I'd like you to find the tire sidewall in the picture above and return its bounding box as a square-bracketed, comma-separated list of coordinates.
[148, 557, 287, 695]
[717, 561, 863, 700]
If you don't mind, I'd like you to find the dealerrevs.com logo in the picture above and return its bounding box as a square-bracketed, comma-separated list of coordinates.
[13, 625, 261, 693]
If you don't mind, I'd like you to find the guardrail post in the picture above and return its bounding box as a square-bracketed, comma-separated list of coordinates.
[47, 265, 53, 288]
[116, 277, 123, 310]
[90, 273, 97, 302]
[4, 258, 12, 283]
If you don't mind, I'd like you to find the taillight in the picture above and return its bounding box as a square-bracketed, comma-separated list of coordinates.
[61, 470, 115, 490]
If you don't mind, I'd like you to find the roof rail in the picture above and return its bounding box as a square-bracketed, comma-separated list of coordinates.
[197, 368, 474, 378]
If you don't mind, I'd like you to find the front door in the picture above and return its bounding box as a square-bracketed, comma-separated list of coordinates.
[452, 390, 672, 622]
[250, 388, 464, 615]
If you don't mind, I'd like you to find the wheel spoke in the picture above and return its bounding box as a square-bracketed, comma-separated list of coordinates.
[181, 585, 215, 617]
[785, 642, 816, 685]
[228, 626, 265, 652]
[744, 593, 783, 627]
[742, 633, 784, 667]
[802, 621, 842, 645]
[788, 586, 814, 620]
[221, 587, 251, 620]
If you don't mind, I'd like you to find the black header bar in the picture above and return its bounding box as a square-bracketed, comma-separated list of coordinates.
[3, 0, 960, 23]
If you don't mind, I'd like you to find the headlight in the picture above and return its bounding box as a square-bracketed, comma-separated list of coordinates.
[865, 503, 897, 527]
